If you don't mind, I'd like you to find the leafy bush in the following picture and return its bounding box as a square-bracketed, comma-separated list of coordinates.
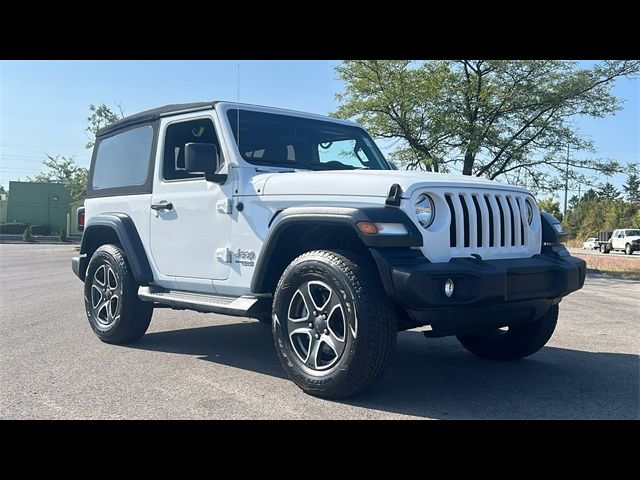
[0, 222, 27, 234]
[22, 226, 33, 242]
[59, 228, 67, 242]
[31, 225, 52, 235]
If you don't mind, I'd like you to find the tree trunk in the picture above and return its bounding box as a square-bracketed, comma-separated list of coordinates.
[463, 151, 474, 175]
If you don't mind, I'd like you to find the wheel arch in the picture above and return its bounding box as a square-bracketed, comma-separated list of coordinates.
[76, 214, 153, 284]
[250, 206, 421, 295]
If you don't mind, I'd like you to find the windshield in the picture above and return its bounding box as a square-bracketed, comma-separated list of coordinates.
[227, 109, 390, 171]
[624, 230, 640, 236]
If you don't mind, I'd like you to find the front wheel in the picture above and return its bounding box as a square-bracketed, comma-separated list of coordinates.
[456, 304, 558, 361]
[272, 250, 397, 399]
[84, 244, 153, 344]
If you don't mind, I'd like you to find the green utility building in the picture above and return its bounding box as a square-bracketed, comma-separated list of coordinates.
[6, 181, 71, 232]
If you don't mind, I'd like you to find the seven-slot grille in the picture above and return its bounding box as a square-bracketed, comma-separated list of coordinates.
[444, 192, 530, 250]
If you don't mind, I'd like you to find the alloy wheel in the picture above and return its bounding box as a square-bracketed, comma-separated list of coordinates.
[90, 263, 120, 327]
[287, 280, 350, 371]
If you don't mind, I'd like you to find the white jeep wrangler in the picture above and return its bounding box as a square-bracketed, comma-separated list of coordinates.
[72, 102, 586, 399]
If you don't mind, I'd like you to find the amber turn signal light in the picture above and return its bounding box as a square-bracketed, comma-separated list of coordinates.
[356, 222, 379, 235]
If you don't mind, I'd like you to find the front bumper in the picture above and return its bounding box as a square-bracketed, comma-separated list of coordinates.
[371, 245, 585, 336]
[372, 245, 586, 310]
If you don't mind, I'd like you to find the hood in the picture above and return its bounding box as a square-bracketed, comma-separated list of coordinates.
[260, 169, 531, 198]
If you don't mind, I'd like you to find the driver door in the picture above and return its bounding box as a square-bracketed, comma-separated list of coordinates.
[149, 114, 233, 290]
[612, 231, 623, 249]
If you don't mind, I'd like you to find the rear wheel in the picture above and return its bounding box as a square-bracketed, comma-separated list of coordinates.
[272, 250, 397, 399]
[600, 243, 609, 254]
[84, 244, 153, 344]
[625, 244, 633, 255]
[456, 304, 558, 361]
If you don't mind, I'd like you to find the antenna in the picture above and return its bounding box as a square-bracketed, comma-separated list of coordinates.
[236, 63, 240, 149]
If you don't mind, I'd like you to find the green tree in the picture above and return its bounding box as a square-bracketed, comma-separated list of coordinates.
[597, 182, 621, 200]
[334, 60, 639, 192]
[537, 197, 563, 222]
[28, 155, 88, 202]
[581, 188, 598, 203]
[85, 102, 124, 149]
[622, 163, 640, 205]
[567, 195, 581, 211]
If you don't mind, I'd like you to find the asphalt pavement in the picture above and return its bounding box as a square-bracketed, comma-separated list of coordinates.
[1, 244, 638, 419]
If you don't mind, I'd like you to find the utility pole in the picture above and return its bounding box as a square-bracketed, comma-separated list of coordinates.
[563, 144, 570, 214]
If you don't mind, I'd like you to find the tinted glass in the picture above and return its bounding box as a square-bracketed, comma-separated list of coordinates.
[227, 109, 390, 170]
[163, 118, 219, 181]
[92, 126, 154, 190]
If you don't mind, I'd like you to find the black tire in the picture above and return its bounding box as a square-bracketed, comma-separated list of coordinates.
[272, 250, 397, 399]
[84, 244, 153, 344]
[456, 304, 558, 361]
[600, 243, 609, 254]
[625, 244, 633, 255]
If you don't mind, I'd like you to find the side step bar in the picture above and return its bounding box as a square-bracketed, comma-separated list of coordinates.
[138, 286, 268, 317]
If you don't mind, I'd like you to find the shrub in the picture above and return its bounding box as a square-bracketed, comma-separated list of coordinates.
[59, 228, 67, 242]
[31, 225, 52, 235]
[23, 226, 33, 242]
[0, 222, 27, 234]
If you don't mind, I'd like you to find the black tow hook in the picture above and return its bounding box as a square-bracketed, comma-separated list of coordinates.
[470, 253, 483, 264]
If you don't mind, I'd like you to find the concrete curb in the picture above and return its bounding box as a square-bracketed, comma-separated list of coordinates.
[0, 234, 80, 245]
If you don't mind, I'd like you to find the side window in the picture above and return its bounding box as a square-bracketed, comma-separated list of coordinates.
[92, 125, 154, 190]
[163, 118, 219, 181]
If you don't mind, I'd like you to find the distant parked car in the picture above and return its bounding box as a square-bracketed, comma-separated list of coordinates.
[583, 237, 598, 250]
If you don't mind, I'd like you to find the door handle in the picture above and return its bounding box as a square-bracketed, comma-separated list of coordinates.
[151, 201, 173, 211]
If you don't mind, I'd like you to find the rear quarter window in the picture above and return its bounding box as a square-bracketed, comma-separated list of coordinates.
[92, 125, 154, 190]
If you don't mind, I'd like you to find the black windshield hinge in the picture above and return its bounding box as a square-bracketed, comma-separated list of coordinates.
[385, 184, 403, 207]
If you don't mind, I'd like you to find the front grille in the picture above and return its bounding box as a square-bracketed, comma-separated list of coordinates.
[445, 192, 529, 251]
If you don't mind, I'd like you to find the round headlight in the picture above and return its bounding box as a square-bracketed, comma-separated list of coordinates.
[415, 194, 435, 229]
[525, 199, 534, 225]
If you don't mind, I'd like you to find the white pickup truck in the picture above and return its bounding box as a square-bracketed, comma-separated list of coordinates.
[597, 229, 640, 255]
[72, 101, 586, 399]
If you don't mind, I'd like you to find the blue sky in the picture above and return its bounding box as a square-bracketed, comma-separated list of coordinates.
[1, 60, 638, 200]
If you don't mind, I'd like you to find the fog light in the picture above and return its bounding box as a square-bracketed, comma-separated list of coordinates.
[444, 279, 454, 298]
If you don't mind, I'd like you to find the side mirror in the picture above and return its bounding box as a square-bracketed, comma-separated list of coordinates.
[185, 143, 226, 183]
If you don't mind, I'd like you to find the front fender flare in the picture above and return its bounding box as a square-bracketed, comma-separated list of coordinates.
[250, 206, 422, 293]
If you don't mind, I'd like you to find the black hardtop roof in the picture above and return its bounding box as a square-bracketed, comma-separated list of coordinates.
[96, 101, 218, 137]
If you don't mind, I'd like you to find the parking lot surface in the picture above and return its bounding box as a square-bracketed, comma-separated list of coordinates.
[1, 244, 638, 419]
